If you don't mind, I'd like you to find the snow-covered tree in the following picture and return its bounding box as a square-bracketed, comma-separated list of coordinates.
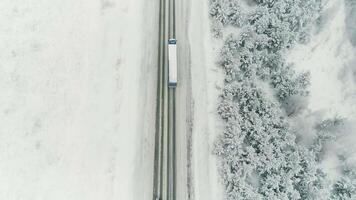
[215, 81, 329, 199]
[208, 0, 341, 199]
[310, 118, 344, 161]
[331, 155, 356, 200]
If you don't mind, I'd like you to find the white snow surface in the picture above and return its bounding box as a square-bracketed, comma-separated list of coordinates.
[287, 0, 356, 180]
[186, 0, 225, 199]
[0, 0, 158, 199]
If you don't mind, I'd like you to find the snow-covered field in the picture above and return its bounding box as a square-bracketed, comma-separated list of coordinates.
[0, 0, 158, 199]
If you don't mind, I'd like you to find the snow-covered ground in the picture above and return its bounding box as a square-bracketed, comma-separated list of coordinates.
[288, 0, 356, 120]
[0, 0, 158, 199]
[175, 0, 191, 199]
[287, 0, 356, 178]
[178, 0, 225, 199]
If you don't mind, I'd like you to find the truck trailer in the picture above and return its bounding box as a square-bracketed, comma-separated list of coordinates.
[168, 39, 177, 87]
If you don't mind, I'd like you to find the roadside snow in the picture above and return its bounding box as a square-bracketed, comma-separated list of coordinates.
[188, 0, 224, 199]
[0, 0, 158, 199]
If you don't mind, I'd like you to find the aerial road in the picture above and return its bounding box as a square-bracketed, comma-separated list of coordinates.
[153, 0, 177, 199]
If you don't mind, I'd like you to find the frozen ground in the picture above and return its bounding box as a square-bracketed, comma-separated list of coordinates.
[0, 0, 158, 199]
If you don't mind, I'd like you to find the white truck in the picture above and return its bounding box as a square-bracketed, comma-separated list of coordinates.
[168, 39, 177, 87]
